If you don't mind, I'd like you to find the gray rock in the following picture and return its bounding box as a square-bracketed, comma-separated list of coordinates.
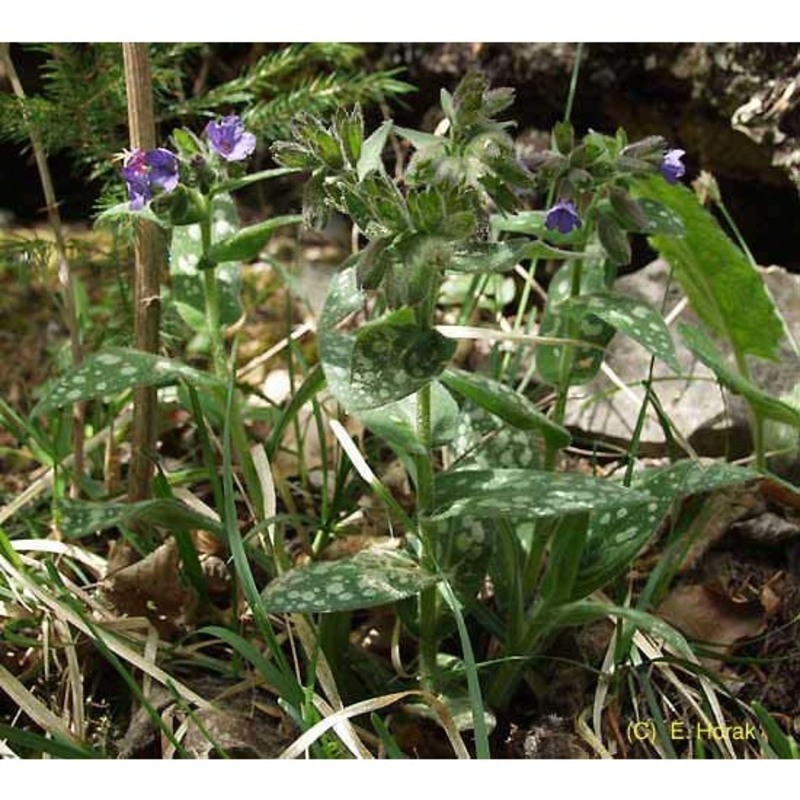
[563, 260, 800, 463]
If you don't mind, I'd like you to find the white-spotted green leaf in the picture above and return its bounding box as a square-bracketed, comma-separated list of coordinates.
[450, 407, 543, 470]
[33, 348, 221, 416]
[573, 460, 760, 599]
[636, 198, 685, 235]
[679, 323, 800, 427]
[319, 263, 365, 331]
[354, 325, 455, 408]
[261, 548, 439, 613]
[170, 193, 243, 332]
[537, 257, 615, 386]
[55, 498, 223, 539]
[358, 381, 459, 455]
[357, 120, 393, 182]
[432, 469, 651, 522]
[634, 175, 783, 360]
[562, 292, 680, 373]
[441, 367, 570, 449]
[438, 516, 495, 602]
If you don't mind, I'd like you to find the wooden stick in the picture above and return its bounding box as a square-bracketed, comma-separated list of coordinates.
[122, 43, 162, 508]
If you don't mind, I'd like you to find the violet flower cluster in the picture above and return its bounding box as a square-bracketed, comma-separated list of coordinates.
[120, 148, 179, 210]
[542, 146, 686, 235]
[120, 115, 256, 210]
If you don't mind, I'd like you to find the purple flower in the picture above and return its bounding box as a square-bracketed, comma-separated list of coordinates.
[145, 148, 179, 192]
[545, 199, 582, 234]
[660, 148, 686, 184]
[120, 148, 179, 210]
[120, 150, 151, 210]
[205, 115, 256, 162]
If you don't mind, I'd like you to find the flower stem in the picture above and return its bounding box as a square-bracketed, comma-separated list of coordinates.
[200, 218, 228, 379]
[544, 257, 584, 470]
[414, 304, 438, 686]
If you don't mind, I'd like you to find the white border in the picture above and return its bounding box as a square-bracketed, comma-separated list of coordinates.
[4, 2, 792, 43]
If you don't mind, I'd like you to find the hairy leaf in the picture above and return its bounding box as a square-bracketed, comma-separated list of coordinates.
[634, 175, 782, 360]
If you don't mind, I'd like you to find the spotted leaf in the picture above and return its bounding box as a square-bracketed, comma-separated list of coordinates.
[441, 367, 570, 450]
[33, 349, 221, 416]
[358, 381, 460, 455]
[261, 548, 439, 613]
[561, 292, 680, 373]
[432, 469, 651, 522]
[573, 460, 761, 599]
[55, 497, 223, 539]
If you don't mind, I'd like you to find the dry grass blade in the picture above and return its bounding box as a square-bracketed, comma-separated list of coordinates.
[11, 539, 106, 577]
[56, 619, 85, 738]
[0, 551, 213, 711]
[632, 630, 736, 758]
[435, 324, 602, 350]
[236, 321, 315, 380]
[279, 690, 471, 759]
[0, 662, 81, 745]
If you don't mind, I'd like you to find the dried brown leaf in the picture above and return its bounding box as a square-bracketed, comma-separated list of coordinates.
[657, 582, 766, 666]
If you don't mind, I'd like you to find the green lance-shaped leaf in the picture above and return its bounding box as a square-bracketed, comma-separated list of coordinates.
[261, 548, 440, 613]
[573, 460, 761, 600]
[634, 175, 783, 360]
[55, 498, 223, 539]
[33, 348, 222, 416]
[170, 193, 244, 332]
[211, 166, 301, 196]
[548, 601, 693, 658]
[205, 214, 302, 264]
[441, 367, 570, 450]
[432, 469, 651, 522]
[561, 292, 680, 373]
[679, 323, 800, 427]
[357, 120, 393, 182]
[358, 381, 460, 456]
[635, 198, 686, 235]
[536, 257, 616, 386]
